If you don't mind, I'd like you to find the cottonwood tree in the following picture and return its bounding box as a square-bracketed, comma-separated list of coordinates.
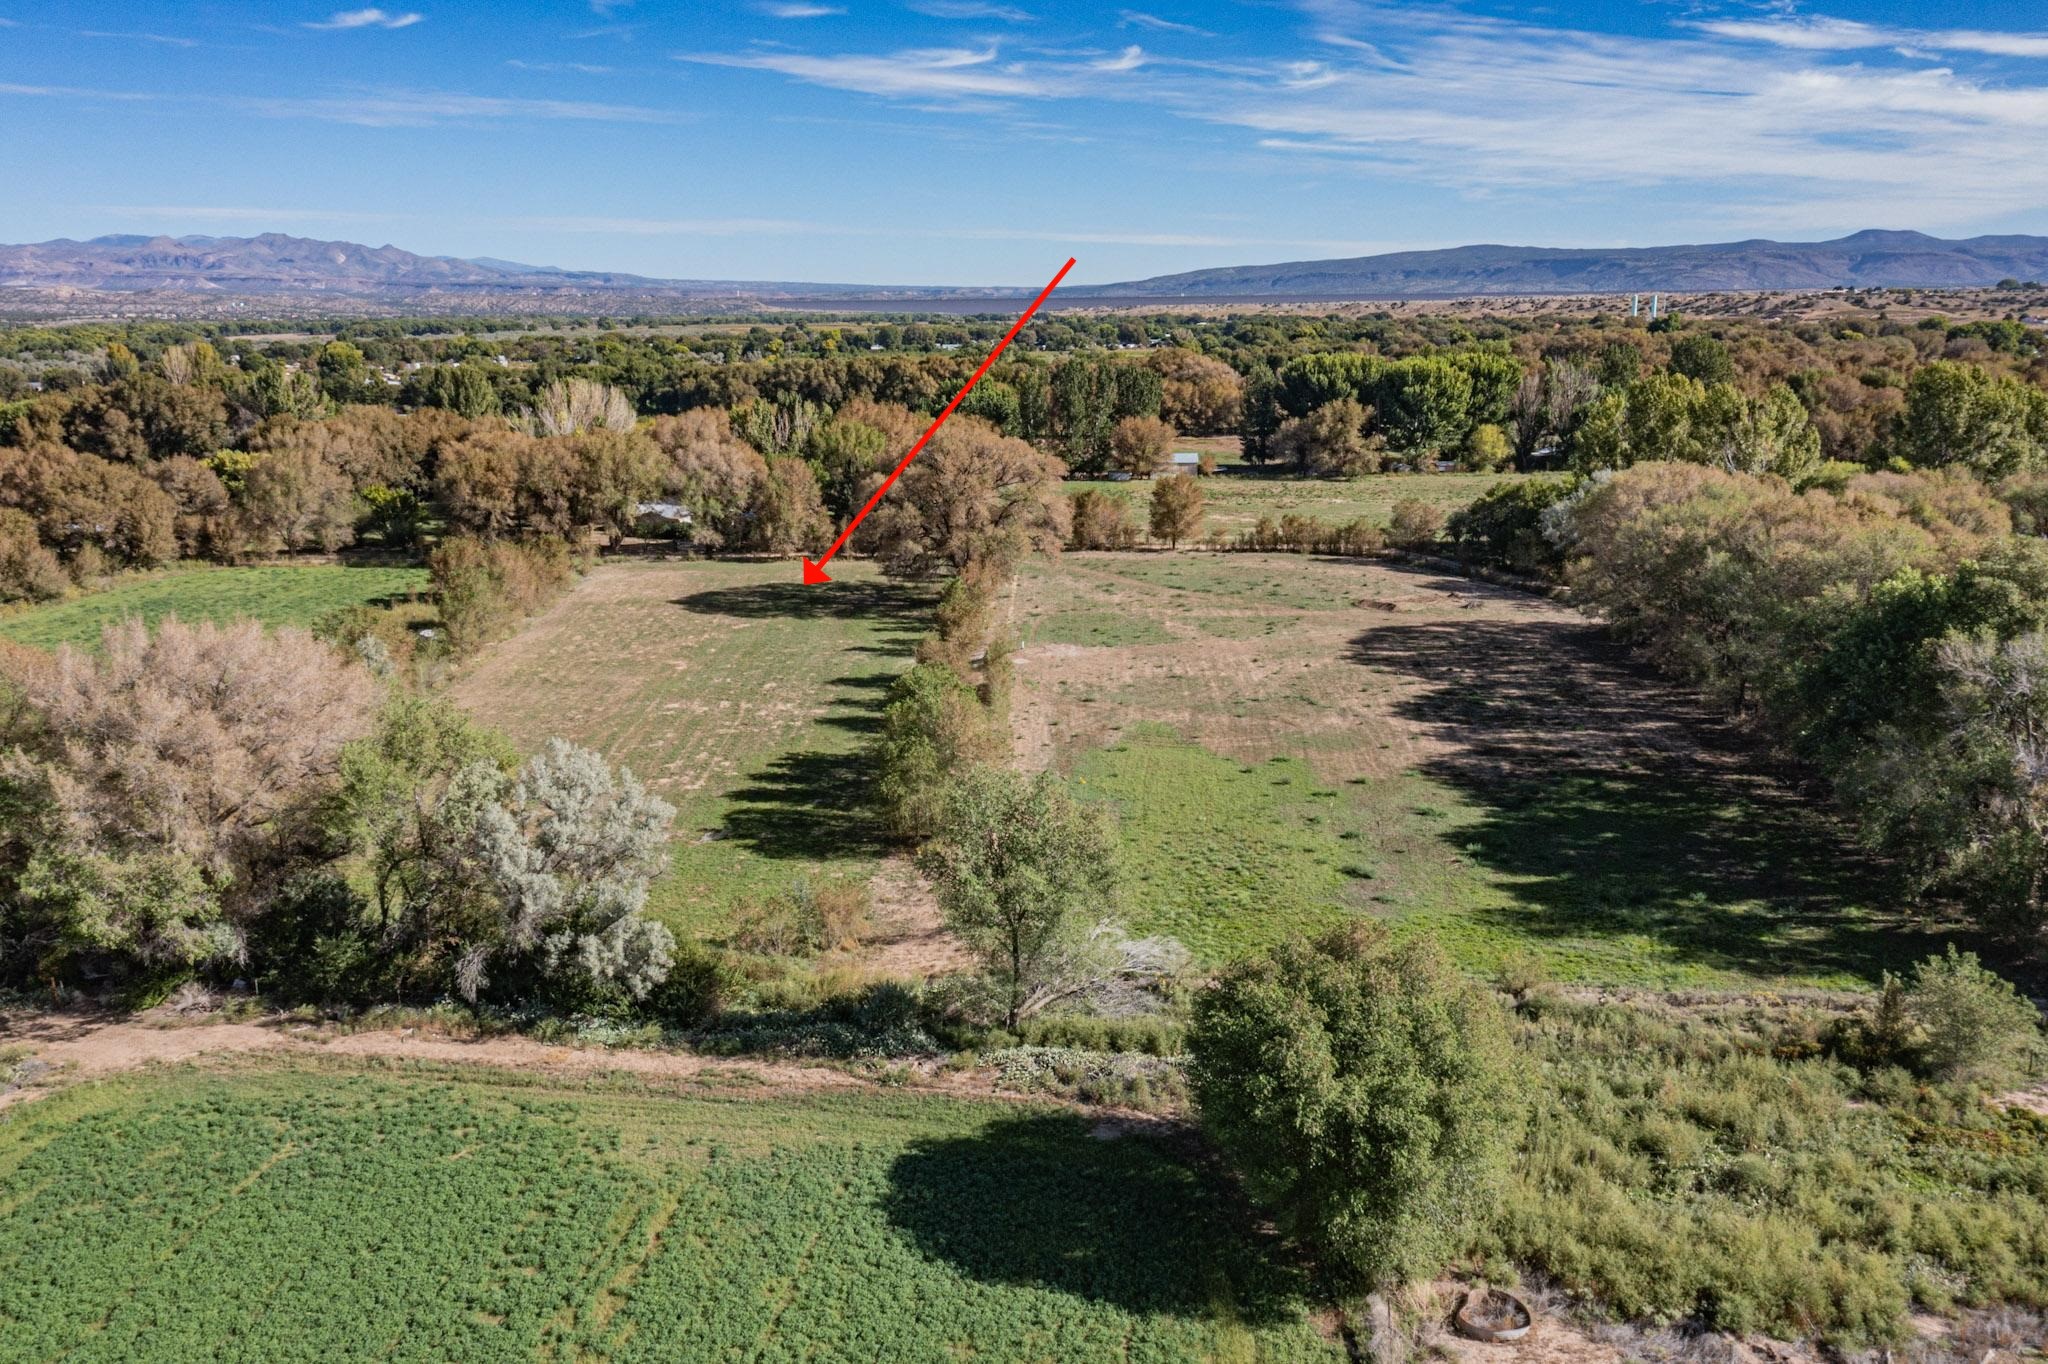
[916, 766, 1118, 1027]
[864, 415, 1069, 576]
[1109, 414, 1175, 478]
[524, 377, 637, 437]
[1271, 398, 1384, 478]
[1148, 473, 1204, 549]
[650, 408, 767, 549]
[236, 447, 357, 554]
[1189, 926, 1516, 1293]
[1899, 361, 2048, 479]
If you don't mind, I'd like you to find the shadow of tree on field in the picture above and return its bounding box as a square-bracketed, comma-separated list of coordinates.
[1348, 618, 1955, 983]
[720, 748, 893, 862]
[882, 1114, 1306, 1324]
[672, 578, 936, 629]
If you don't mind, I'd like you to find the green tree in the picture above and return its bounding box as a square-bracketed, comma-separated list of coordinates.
[1189, 926, 1516, 1293]
[1901, 946, 2041, 1083]
[1669, 333, 1736, 386]
[917, 766, 1118, 1028]
[1898, 361, 2048, 478]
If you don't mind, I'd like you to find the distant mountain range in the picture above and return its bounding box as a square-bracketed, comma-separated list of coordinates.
[0, 232, 909, 301]
[1087, 231, 2048, 297]
[2, 229, 2045, 307]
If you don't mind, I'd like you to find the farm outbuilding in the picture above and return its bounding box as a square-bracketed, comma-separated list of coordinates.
[1165, 451, 1204, 474]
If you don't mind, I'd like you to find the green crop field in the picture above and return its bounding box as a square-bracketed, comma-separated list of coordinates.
[453, 559, 939, 938]
[0, 565, 430, 651]
[0, 1065, 1336, 1363]
[1013, 553, 1956, 988]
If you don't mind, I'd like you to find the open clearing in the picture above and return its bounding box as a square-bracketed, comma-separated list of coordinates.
[0, 1062, 1336, 1363]
[453, 559, 938, 940]
[1008, 551, 1950, 986]
[0, 564, 429, 650]
[1065, 459, 1524, 540]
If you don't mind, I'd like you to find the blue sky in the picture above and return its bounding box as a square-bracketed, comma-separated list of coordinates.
[4, 1, 2048, 285]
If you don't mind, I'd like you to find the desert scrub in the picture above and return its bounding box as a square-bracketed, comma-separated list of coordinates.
[1491, 993, 2048, 1344]
[985, 1045, 1188, 1108]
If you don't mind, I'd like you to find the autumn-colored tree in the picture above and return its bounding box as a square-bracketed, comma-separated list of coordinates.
[236, 447, 358, 554]
[1068, 488, 1138, 550]
[1150, 348, 1243, 434]
[1271, 397, 1384, 478]
[649, 408, 767, 549]
[864, 416, 1069, 576]
[434, 425, 531, 538]
[0, 508, 64, 603]
[148, 456, 233, 559]
[747, 456, 832, 555]
[1109, 414, 1176, 478]
[0, 443, 178, 568]
[1148, 473, 1205, 549]
[0, 617, 375, 973]
[1386, 497, 1446, 550]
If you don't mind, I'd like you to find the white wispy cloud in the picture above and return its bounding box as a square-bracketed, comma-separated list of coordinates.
[305, 9, 423, 31]
[690, 1, 2048, 229]
[684, 45, 1047, 100]
[505, 60, 613, 74]
[1696, 16, 2048, 61]
[0, 81, 155, 100]
[98, 204, 402, 224]
[757, 2, 845, 17]
[1118, 10, 1213, 39]
[76, 30, 198, 47]
[905, 1, 1034, 22]
[230, 89, 681, 126]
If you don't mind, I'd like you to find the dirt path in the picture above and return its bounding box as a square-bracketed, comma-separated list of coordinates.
[0, 1009, 1005, 1114]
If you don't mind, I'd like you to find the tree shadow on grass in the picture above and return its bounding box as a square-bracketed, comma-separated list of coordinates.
[1348, 618, 1957, 983]
[882, 1114, 1308, 1325]
[720, 748, 894, 862]
[672, 578, 936, 630]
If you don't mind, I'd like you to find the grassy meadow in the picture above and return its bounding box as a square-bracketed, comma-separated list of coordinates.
[1062, 439, 1524, 540]
[0, 564, 430, 651]
[1012, 552, 1951, 988]
[0, 1064, 1336, 1363]
[452, 559, 938, 939]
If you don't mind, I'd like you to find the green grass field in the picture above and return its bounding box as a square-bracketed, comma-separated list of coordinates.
[0, 1065, 1335, 1363]
[452, 560, 938, 938]
[1064, 467, 1522, 541]
[0, 565, 430, 651]
[1017, 553, 1954, 989]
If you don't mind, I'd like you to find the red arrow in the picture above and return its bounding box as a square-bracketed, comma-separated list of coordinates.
[802, 256, 1076, 584]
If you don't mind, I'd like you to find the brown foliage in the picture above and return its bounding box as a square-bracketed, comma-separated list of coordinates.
[236, 447, 357, 555]
[1150, 348, 1243, 434]
[1068, 488, 1139, 550]
[748, 456, 832, 555]
[1, 617, 375, 907]
[1148, 473, 1206, 549]
[864, 415, 1068, 576]
[649, 408, 767, 549]
[0, 507, 65, 603]
[1109, 414, 1176, 478]
[0, 443, 178, 567]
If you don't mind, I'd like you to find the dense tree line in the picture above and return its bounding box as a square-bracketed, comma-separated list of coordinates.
[1483, 459, 2048, 949]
